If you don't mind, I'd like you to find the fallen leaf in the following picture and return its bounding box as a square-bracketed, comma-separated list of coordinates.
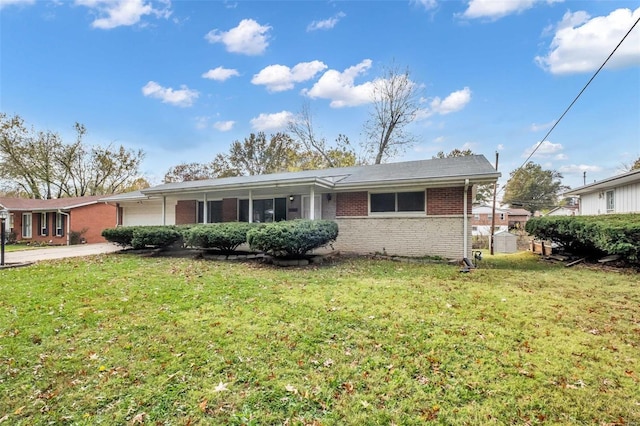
[198, 399, 208, 412]
[214, 382, 228, 392]
[285, 384, 298, 394]
[131, 412, 146, 424]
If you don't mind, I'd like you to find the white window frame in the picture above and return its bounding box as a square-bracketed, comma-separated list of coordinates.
[10, 213, 14, 231]
[41, 212, 47, 236]
[56, 212, 64, 236]
[22, 213, 32, 239]
[606, 190, 614, 213]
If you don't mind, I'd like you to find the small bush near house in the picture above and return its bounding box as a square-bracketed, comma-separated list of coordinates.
[131, 226, 183, 250]
[102, 226, 136, 247]
[184, 223, 256, 253]
[69, 228, 88, 245]
[526, 214, 640, 262]
[247, 219, 338, 258]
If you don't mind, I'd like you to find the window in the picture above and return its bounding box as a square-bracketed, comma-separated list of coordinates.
[606, 190, 615, 213]
[56, 213, 64, 237]
[40, 213, 48, 236]
[22, 213, 32, 239]
[473, 214, 480, 220]
[370, 191, 425, 213]
[9, 213, 14, 230]
[197, 200, 223, 223]
[499, 213, 505, 221]
[239, 198, 286, 223]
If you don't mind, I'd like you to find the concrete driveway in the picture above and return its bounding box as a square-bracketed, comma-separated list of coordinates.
[3, 243, 123, 264]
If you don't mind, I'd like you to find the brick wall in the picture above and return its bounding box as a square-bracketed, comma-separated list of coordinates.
[71, 203, 117, 243]
[336, 192, 368, 217]
[427, 187, 471, 215]
[175, 200, 196, 224]
[222, 198, 237, 222]
[334, 216, 470, 259]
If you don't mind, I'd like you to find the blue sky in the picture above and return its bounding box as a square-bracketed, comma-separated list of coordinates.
[1, 0, 639, 190]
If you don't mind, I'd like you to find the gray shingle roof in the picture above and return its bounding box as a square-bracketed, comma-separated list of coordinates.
[129, 155, 499, 198]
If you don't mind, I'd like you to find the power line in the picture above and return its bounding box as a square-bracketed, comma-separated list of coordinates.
[500, 15, 640, 198]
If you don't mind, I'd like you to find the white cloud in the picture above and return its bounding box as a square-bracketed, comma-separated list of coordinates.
[523, 140, 563, 158]
[411, 0, 438, 10]
[304, 59, 375, 108]
[429, 87, 472, 115]
[461, 0, 562, 20]
[250, 111, 294, 131]
[535, 7, 640, 74]
[205, 18, 271, 55]
[559, 164, 602, 174]
[213, 121, 235, 131]
[202, 66, 240, 81]
[307, 12, 346, 31]
[252, 61, 327, 92]
[418, 87, 472, 119]
[141, 81, 199, 107]
[433, 136, 445, 143]
[0, 0, 35, 9]
[530, 120, 556, 132]
[75, 0, 171, 29]
[497, 144, 505, 151]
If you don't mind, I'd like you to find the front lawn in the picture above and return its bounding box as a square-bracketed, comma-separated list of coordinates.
[0, 252, 638, 424]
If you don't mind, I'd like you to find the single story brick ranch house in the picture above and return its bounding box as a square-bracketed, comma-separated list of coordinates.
[0, 195, 117, 245]
[100, 155, 500, 259]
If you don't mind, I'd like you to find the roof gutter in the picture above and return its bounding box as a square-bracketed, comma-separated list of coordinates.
[142, 177, 336, 196]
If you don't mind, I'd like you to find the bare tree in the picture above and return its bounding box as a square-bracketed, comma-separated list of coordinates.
[363, 63, 421, 164]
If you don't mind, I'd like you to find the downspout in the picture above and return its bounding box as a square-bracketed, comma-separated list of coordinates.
[58, 210, 70, 246]
[463, 179, 469, 262]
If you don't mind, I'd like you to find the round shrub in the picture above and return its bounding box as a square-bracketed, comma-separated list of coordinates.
[247, 219, 338, 258]
[130, 226, 183, 249]
[185, 222, 256, 253]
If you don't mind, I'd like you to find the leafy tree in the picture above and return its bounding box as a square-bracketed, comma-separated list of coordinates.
[164, 162, 217, 183]
[503, 162, 569, 213]
[0, 113, 145, 198]
[363, 63, 420, 164]
[433, 149, 493, 203]
[226, 132, 300, 176]
[627, 157, 640, 171]
[288, 101, 357, 168]
[433, 148, 474, 159]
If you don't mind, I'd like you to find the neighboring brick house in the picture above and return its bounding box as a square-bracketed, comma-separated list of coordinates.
[470, 205, 509, 236]
[507, 208, 532, 229]
[0, 196, 116, 245]
[101, 155, 500, 259]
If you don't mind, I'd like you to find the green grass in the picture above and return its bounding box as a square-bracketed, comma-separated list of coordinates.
[1, 252, 638, 425]
[1, 244, 42, 252]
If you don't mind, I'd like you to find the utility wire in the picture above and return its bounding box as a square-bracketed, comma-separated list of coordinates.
[499, 15, 640, 199]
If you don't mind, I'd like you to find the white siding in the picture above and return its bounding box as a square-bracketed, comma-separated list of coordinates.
[579, 182, 640, 215]
[122, 199, 177, 226]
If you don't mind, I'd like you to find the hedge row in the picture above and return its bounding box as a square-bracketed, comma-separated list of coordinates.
[102, 220, 339, 257]
[247, 220, 338, 257]
[525, 214, 640, 262]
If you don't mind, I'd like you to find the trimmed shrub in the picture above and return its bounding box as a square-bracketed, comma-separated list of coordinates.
[131, 226, 183, 249]
[185, 223, 256, 253]
[247, 219, 338, 258]
[526, 214, 640, 262]
[102, 226, 184, 249]
[102, 226, 136, 247]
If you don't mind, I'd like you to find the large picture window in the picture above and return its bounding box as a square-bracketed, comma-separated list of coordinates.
[197, 200, 223, 223]
[370, 191, 425, 213]
[239, 198, 287, 222]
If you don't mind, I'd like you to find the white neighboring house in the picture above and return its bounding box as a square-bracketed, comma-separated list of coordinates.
[546, 205, 579, 216]
[564, 169, 640, 215]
